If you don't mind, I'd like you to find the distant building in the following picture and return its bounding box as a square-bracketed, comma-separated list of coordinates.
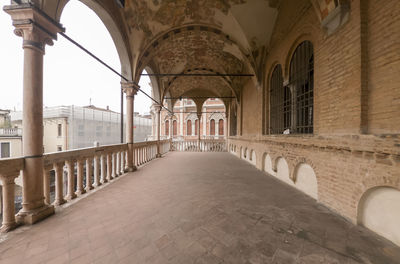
[10, 105, 152, 154]
[151, 99, 226, 140]
[0, 109, 11, 128]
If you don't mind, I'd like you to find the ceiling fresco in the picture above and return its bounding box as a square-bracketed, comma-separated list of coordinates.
[21, 0, 283, 109]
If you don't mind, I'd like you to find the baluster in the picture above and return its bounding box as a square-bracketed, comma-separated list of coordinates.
[107, 153, 113, 181]
[113, 152, 118, 178]
[76, 159, 85, 195]
[43, 167, 51, 205]
[94, 155, 102, 187]
[101, 154, 108, 184]
[53, 162, 66, 206]
[116, 152, 121, 176]
[121, 151, 125, 173]
[86, 157, 94, 191]
[65, 160, 77, 200]
[0, 173, 19, 232]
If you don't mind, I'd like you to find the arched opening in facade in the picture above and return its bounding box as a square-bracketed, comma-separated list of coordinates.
[210, 120, 215, 136]
[294, 163, 318, 200]
[187, 120, 192, 136]
[288, 41, 314, 134]
[358, 187, 400, 246]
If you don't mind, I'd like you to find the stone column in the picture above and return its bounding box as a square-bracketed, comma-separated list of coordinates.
[197, 113, 202, 151]
[122, 81, 139, 172]
[169, 115, 173, 139]
[224, 113, 228, 139]
[5, 5, 64, 224]
[155, 105, 162, 158]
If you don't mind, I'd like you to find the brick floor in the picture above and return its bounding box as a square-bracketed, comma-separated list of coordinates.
[0, 152, 399, 264]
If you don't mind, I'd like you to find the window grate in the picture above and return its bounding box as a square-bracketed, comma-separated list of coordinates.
[289, 41, 314, 134]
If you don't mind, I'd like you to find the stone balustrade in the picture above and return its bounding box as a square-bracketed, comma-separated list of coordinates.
[171, 139, 226, 152]
[0, 158, 24, 232]
[0, 140, 171, 232]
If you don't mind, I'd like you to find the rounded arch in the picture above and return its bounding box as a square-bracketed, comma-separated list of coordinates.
[59, 0, 133, 80]
[275, 157, 293, 186]
[293, 163, 318, 200]
[284, 34, 314, 80]
[263, 153, 275, 176]
[357, 186, 400, 246]
[250, 150, 257, 166]
[144, 66, 161, 102]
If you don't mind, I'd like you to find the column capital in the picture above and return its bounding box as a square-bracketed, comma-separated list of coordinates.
[4, 4, 64, 53]
[121, 81, 139, 97]
[154, 104, 162, 113]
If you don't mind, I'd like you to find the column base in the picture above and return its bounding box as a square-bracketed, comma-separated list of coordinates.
[125, 165, 137, 172]
[65, 193, 77, 201]
[0, 222, 20, 233]
[76, 189, 86, 195]
[102, 179, 108, 184]
[53, 198, 66, 206]
[16, 204, 54, 225]
[86, 186, 94, 192]
[156, 153, 162, 158]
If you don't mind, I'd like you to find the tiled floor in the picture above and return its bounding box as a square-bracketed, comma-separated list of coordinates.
[0, 152, 399, 264]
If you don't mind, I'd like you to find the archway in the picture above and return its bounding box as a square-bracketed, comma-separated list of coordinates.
[358, 187, 400, 246]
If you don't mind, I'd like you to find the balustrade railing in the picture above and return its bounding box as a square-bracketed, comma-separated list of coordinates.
[0, 128, 22, 136]
[0, 140, 170, 232]
[171, 139, 226, 152]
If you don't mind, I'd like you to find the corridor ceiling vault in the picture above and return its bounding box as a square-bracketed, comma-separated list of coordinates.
[16, 0, 284, 105]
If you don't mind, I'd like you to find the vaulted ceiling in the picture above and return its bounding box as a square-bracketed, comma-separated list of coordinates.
[17, 0, 283, 105]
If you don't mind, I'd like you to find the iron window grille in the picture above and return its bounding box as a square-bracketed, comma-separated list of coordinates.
[288, 41, 314, 134]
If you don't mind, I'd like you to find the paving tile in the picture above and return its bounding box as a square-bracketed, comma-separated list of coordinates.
[0, 152, 398, 263]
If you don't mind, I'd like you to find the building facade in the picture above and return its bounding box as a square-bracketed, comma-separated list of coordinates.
[11, 105, 152, 153]
[153, 99, 226, 140]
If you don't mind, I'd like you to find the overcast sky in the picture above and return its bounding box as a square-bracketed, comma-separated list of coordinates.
[0, 0, 152, 114]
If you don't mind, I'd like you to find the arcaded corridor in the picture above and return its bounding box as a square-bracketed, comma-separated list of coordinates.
[0, 152, 399, 264]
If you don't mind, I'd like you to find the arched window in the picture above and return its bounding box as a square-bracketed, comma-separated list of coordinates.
[165, 120, 169, 135]
[173, 120, 177, 136]
[218, 119, 224, 135]
[187, 120, 192, 135]
[269, 65, 289, 134]
[195, 119, 199, 135]
[210, 119, 215, 135]
[289, 41, 314, 134]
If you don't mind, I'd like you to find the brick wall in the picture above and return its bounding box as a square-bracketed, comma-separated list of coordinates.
[234, 0, 400, 223]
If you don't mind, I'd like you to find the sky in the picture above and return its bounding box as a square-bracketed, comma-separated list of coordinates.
[0, 0, 152, 114]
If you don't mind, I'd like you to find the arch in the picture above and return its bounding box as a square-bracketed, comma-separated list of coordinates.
[165, 120, 169, 136]
[172, 120, 178, 136]
[60, 0, 133, 80]
[218, 119, 224, 136]
[250, 150, 257, 166]
[144, 66, 161, 102]
[210, 119, 216, 136]
[293, 163, 318, 200]
[275, 157, 293, 186]
[187, 120, 192, 136]
[284, 34, 314, 80]
[269, 64, 289, 134]
[357, 187, 400, 246]
[263, 153, 275, 176]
